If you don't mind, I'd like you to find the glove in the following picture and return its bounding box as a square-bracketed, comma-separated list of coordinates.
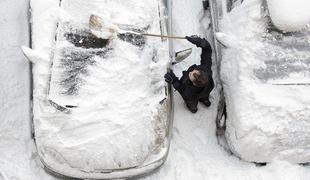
[185, 35, 199, 39]
[186, 35, 209, 49]
[185, 35, 200, 44]
[164, 70, 177, 84]
[202, 0, 209, 10]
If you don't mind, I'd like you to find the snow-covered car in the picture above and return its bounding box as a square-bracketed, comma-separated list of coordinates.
[214, 0, 310, 163]
[22, 0, 173, 179]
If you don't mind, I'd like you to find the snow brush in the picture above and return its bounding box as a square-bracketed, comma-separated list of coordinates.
[89, 15, 186, 40]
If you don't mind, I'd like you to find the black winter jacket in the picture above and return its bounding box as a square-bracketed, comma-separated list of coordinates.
[172, 44, 214, 104]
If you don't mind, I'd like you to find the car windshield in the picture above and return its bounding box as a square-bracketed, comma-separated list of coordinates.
[253, 27, 310, 85]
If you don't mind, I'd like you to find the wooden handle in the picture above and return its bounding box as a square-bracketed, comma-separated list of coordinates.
[141, 33, 186, 39]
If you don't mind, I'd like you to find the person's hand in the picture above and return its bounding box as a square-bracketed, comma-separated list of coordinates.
[185, 35, 202, 46]
[164, 70, 177, 84]
[185, 35, 210, 49]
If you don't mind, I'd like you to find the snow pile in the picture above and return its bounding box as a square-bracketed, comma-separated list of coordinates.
[31, 0, 169, 177]
[219, 0, 310, 163]
[267, 0, 310, 32]
[0, 0, 55, 179]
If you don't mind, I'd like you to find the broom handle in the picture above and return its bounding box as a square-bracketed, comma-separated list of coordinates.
[141, 33, 186, 39]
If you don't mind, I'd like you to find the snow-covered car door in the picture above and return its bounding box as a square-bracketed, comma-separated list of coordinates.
[26, 0, 173, 179]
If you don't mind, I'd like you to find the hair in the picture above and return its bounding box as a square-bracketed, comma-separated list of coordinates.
[191, 70, 209, 87]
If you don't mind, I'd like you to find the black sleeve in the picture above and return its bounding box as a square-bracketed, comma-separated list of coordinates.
[172, 78, 182, 92]
[200, 41, 212, 74]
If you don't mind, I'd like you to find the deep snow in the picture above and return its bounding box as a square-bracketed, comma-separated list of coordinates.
[218, 0, 310, 163]
[267, 0, 310, 32]
[30, 0, 170, 177]
[0, 0, 52, 179]
[1, 0, 310, 179]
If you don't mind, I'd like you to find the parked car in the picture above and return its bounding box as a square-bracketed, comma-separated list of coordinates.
[213, 0, 310, 163]
[23, 0, 173, 178]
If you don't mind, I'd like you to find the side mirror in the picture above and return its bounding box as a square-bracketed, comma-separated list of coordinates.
[173, 48, 192, 65]
[21, 46, 48, 64]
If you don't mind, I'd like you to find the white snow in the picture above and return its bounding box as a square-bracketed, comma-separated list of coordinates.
[219, 0, 310, 163]
[29, 0, 170, 178]
[2, 0, 310, 179]
[0, 0, 54, 179]
[267, 0, 310, 32]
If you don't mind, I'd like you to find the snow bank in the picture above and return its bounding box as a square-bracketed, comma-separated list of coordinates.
[31, 0, 170, 178]
[219, 0, 310, 163]
[0, 0, 54, 179]
[267, 0, 310, 32]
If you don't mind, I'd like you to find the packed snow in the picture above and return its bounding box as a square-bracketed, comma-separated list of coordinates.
[2, 0, 310, 179]
[267, 0, 310, 32]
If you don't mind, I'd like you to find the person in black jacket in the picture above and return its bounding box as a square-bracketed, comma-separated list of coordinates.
[165, 35, 214, 113]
